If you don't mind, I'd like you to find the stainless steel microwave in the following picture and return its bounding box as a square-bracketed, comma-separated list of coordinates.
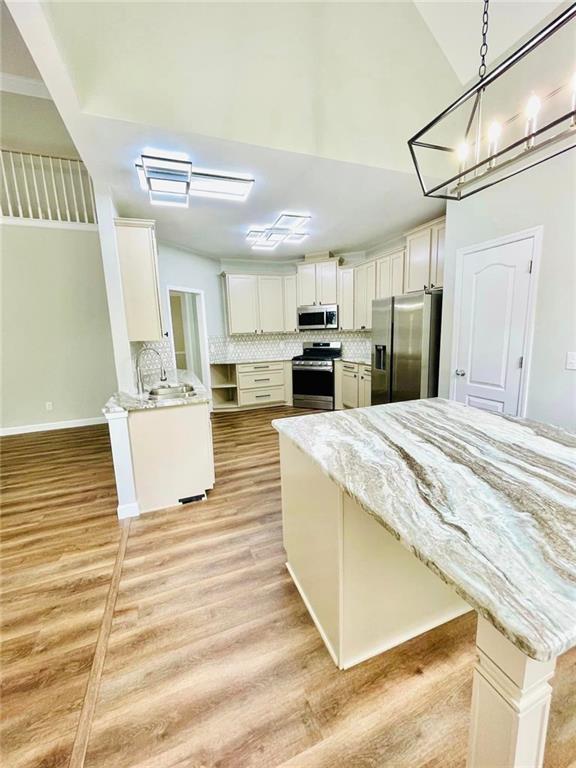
[297, 305, 338, 331]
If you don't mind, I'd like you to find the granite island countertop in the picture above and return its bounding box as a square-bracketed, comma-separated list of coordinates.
[272, 398, 576, 661]
[103, 370, 211, 414]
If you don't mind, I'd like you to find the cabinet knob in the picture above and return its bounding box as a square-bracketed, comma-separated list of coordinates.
[455, 369, 466, 377]
[163, 331, 169, 337]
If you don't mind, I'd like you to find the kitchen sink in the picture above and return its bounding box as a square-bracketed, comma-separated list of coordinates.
[148, 383, 195, 400]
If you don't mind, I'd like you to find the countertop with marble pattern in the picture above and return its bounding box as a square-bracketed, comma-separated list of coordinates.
[341, 357, 371, 366]
[103, 370, 211, 414]
[272, 398, 576, 661]
[210, 355, 294, 364]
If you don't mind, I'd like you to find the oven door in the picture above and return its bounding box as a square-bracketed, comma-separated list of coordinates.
[297, 307, 326, 330]
[292, 365, 334, 410]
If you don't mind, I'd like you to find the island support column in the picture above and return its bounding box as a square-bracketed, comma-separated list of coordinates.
[468, 617, 556, 768]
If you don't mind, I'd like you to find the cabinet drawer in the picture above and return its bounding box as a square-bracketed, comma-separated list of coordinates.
[239, 386, 286, 407]
[238, 370, 285, 390]
[342, 362, 359, 373]
[237, 361, 284, 374]
[361, 365, 372, 377]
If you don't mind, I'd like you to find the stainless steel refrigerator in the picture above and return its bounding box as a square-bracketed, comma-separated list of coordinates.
[372, 290, 443, 405]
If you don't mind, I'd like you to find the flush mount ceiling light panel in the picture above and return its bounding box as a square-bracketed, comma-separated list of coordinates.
[246, 212, 311, 250]
[135, 154, 254, 207]
[408, 3, 576, 200]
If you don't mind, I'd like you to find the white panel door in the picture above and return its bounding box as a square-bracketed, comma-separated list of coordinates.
[339, 268, 355, 330]
[316, 261, 338, 305]
[258, 276, 285, 333]
[405, 229, 432, 293]
[283, 274, 298, 333]
[390, 249, 405, 296]
[376, 256, 391, 299]
[453, 237, 533, 415]
[297, 263, 317, 306]
[226, 274, 259, 335]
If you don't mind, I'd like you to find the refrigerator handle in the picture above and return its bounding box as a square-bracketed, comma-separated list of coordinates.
[375, 344, 386, 371]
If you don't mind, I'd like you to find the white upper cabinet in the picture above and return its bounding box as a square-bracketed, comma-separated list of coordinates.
[297, 260, 338, 306]
[283, 274, 298, 333]
[405, 228, 432, 293]
[338, 268, 355, 330]
[297, 263, 317, 306]
[353, 261, 376, 330]
[226, 274, 259, 335]
[258, 276, 285, 333]
[376, 255, 392, 300]
[316, 260, 338, 304]
[390, 250, 405, 296]
[404, 218, 445, 293]
[115, 218, 164, 342]
[430, 222, 446, 288]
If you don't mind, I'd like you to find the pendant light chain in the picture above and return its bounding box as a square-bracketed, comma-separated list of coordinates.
[478, 0, 490, 79]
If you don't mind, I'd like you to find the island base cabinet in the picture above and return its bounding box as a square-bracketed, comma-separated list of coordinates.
[467, 618, 556, 768]
[279, 435, 470, 670]
[128, 404, 215, 514]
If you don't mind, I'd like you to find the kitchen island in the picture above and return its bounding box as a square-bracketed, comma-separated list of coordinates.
[273, 398, 576, 768]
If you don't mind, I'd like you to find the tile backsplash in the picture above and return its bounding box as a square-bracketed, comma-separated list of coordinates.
[208, 330, 371, 363]
[134, 330, 371, 384]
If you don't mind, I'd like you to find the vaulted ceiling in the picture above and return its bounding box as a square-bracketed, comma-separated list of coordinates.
[3, 0, 565, 259]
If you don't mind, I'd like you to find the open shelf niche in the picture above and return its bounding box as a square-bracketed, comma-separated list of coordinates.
[210, 363, 238, 410]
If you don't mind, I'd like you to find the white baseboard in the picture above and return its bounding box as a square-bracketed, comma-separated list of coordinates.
[117, 502, 140, 519]
[0, 416, 106, 436]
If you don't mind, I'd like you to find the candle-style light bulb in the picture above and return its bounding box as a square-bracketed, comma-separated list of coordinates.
[456, 141, 469, 181]
[571, 72, 576, 127]
[487, 121, 502, 169]
[525, 94, 541, 148]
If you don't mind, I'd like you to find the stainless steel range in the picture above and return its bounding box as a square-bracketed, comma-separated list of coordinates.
[292, 342, 342, 410]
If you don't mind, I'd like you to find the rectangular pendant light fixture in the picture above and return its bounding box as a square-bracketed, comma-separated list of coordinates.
[135, 154, 254, 207]
[408, 6, 576, 200]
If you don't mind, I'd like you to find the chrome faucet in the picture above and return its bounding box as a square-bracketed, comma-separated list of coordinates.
[136, 347, 167, 395]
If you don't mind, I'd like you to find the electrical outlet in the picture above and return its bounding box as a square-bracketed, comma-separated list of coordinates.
[566, 352, 576, 371]
[45, 401, 53, 411]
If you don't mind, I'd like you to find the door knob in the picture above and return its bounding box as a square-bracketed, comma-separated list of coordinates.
[455, 369, 466, 377]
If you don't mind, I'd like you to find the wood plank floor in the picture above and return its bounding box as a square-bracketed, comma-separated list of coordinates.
[1, 406, 575, 768]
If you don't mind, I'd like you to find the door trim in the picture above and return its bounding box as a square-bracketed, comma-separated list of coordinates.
[449, 226, 542, 417]
[165, 284, 212, 392]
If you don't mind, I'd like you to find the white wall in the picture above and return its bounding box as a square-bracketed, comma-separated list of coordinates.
[439, 152, 576, 431]
[157, 243, 225, 337]
[0, 223, 117, 429]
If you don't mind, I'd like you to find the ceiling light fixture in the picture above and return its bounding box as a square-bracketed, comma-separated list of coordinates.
[408, 3, 576, 200]
[135, 155, 254, 207]
[246, 212, 311, 250]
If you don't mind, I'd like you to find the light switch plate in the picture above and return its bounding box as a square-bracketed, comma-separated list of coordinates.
[566, 352, 576, 371]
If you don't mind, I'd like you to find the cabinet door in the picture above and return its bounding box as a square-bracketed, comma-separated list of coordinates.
[359, 372, 372, 407]
[342, 370, 359, 408]
[258, 276, 285, 333]
[405, 229, 432, 293]
[116, 221, 163, 341]
[390, 249, 405, 296]
[283, 274, 298, 333]
[354, 264, 367, 330]
[376, 256, 391, 299]
[297, 263, 317, 306]
[226, 275, 259, 335]
[338, 268, 355, 330]
[316, 261, 338, 305]
[365, 262, 376, 330]
[431, 223, 446, 288]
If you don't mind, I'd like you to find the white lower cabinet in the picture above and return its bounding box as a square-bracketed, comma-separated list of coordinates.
[211, 361, 291, 410]
[341, 363, 359, 408]
[336, 362, 371, 409]
[359, 366, 371, 407]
